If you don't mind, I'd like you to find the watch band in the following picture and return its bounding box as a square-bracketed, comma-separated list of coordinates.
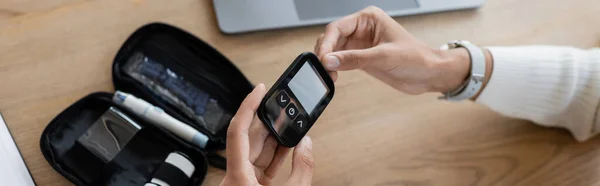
[439, 40, 486, 101]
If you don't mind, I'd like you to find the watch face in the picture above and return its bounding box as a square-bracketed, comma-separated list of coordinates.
[258, 52, 334, 147]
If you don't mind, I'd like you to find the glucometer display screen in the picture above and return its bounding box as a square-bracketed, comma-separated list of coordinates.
[287, 61, 328, 115]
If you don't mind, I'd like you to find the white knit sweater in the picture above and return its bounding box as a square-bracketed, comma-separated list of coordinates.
[477, 46, 600, 141]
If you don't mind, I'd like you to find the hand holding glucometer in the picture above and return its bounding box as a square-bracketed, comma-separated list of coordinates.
[258, 52, 335, 147]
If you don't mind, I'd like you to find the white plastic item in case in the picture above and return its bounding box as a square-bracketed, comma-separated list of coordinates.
[145, 152, 195, 186]
[113, 91, 209, 149]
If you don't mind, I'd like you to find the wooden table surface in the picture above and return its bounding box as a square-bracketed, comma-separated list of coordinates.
[1, 0, 600, 185]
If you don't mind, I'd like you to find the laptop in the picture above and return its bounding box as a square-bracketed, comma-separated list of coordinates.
[0, 113, 36, 186]
[212, 0, 485, 34]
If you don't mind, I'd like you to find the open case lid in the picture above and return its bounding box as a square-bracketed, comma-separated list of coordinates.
[40, 23, 253, 185]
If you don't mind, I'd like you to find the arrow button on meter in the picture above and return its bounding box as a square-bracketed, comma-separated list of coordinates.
[276, 91, 290, 108]
[294, 114, 307, 132]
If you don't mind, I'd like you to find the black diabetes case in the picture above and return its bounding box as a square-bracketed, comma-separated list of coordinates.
[39, 23, 253, 186]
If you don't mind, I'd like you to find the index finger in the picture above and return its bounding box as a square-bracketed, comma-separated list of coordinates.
[317, 12, 360, 59]
[226, 83, 267, 169]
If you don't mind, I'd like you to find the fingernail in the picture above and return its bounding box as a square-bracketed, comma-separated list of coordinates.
[254, 83, 265, 91]
[325, 55, 339, 69]
[303, 136, 313, 149]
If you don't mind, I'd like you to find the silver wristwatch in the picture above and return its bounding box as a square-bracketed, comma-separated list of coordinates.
[438, 40, 486, 101]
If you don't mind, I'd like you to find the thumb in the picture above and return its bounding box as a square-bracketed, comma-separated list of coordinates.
[323, 48, 379, 71]
[285, 136, 314, 186]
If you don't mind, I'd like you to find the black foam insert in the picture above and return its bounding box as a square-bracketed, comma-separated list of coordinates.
[41, 94, 208, 185]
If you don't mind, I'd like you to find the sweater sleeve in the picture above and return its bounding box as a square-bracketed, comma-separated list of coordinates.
[476, 46, 600, 141]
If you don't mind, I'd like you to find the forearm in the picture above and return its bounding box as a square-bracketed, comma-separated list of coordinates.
[433, 46, 600, 141]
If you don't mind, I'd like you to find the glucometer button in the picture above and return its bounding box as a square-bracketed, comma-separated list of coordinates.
[276, 91, 290, 108]
[285, 103, 298, 119]
[294, 114, 307, 131]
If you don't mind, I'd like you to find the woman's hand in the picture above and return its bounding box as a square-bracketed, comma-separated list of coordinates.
[220, 83, 315, 186]
[315, 6, 472, 94]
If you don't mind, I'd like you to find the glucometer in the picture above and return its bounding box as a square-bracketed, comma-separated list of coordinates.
[258, 52, 335, 147]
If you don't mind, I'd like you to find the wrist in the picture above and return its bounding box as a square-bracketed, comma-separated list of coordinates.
[429, 48, 471, 93]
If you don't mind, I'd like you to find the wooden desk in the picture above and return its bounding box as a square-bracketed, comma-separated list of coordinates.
[1, 0, 599, 185]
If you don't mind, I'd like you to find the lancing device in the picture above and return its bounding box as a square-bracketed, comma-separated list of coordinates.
[113, 91, 209, 148]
